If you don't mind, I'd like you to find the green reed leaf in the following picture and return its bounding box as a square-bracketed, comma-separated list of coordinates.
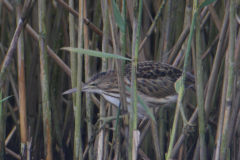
[0, 96, 12, 103]
[62, 47, 132, 61]
[125, 86, 156, 122]
[0, 90, 12, 103]
[198, 0, 217, 9]
[174, 76, 182, 93]
[112, 0, 125, 32]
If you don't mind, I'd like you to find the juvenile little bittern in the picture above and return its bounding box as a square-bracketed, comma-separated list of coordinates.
[63, 61, 195, 118]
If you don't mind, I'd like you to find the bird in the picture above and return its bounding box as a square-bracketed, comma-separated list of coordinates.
[63, 61, 195, 119]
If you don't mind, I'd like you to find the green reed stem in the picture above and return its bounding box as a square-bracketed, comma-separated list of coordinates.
[220, 0, 236, 159]
[195, 0, 206, 159]
[132, 0, 143, 130]
[74, 0, 84, 159]
[38, 0, 53, 159]
[166, 6, 197, 160]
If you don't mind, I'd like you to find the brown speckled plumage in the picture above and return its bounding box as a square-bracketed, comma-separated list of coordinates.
[63, 61, 195, 117]
[124, 61, 194, 99]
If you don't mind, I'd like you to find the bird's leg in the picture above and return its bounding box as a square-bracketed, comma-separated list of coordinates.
[179, 102, 195, 136]
[94, 101, 125, 137]
[88, 115, 124, 144]
[95, 115, 124, 134]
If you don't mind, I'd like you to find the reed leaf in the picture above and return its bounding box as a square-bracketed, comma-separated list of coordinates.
[112, 0, 124, 32]
[62, 47, 132, 61]
[0, 95, 13, 103]
[125, 86, 156, 122]
[198, 0, 217, 9]
[174, 76, 182, 93]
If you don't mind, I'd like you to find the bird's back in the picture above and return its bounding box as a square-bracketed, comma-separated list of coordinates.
[124, 61, 195, 100]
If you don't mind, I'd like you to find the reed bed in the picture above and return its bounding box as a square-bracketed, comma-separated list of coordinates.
[0, 0, 239, 159]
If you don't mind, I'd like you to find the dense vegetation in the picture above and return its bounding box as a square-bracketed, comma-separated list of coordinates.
[0, 0, 239, 160]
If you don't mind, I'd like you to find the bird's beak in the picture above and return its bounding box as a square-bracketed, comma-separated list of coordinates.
[62, 88, 77, 95]
[62, 84, 89, 95]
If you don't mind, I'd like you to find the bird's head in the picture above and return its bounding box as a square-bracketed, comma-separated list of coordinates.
[62, 70, 118, 95]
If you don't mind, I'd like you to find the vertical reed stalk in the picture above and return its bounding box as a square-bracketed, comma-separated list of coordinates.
[0, 88, 7, 158]
[120, 0, 126, 69]
[83, 1, 93, 159]
[195, 0, 206, 159]
[133, 0, 143, 128]
[214, 58, 228, 160]
[91, 0, 102, 51]
[203, 1, 229, 131]
[220, 0, 236, 159]
[99, 0, 109, 159]
[74, 0, 84, 159]
[131, 0, 142, 159]
[38, 0, 53, 159]
[193, 3, 230, 160]
[167, 2, 197, 159]
[107, 0, 128, 122]
[108, 0, 128, 158]
[0, 1, 2, 19]
[16, 2, 27, 159]
[120, 1, 127, 159]
[48, 3, 65, 159]
[69, 0, 77, 110]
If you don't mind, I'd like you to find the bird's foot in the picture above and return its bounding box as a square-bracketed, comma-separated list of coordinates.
[88, 116, 124, 144]
[95, 115, 124, 133]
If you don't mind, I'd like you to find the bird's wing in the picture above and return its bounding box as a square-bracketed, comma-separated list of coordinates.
[125, 61, 194, 98]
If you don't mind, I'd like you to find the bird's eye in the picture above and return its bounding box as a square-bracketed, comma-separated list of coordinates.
[91, 83, 96, 86]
